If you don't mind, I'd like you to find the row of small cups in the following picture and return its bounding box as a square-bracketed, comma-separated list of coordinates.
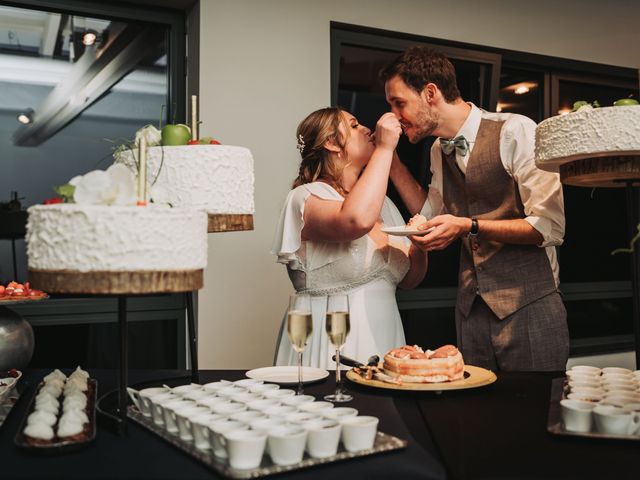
[127, 379, 379, 469]
[562, 366, 640, 435]
[565, 366, 640, 406]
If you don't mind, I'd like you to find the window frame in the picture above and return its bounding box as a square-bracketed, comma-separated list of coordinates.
[330, 21, 640, 356]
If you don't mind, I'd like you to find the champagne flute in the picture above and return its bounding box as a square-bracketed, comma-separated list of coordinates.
[287, 294, 312, 395]
[324, 294, 353, 402]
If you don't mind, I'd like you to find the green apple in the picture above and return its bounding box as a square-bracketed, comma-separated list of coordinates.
[161, 124, 191, 145]
[613, 97, 639, 107]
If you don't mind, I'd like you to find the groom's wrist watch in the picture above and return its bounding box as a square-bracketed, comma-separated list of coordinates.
[468, 217, 479, 239]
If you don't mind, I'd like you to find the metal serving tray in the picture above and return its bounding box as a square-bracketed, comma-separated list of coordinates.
[546, 377, 640, 441]
[128, 406, 407, 479]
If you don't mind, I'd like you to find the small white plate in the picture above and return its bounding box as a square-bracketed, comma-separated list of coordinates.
[381, 226, 435, 236]
[245, 366, 329, 385]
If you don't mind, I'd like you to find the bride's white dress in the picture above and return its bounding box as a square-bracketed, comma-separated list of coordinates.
[271, 182, 411, 369]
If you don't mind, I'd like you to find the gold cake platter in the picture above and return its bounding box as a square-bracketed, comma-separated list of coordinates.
[28, 269, 203, 294]
[346, 365, 497, 392]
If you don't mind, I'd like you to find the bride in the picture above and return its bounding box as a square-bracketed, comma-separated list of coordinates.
[272, 107, 428, 368]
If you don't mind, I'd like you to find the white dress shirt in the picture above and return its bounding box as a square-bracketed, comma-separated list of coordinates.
[419, 103, 564, 285]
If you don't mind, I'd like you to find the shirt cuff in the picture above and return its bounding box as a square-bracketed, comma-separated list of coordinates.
[525, 216, 562, 247]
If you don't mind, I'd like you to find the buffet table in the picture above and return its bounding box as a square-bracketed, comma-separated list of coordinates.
[2, 369, 638, 479]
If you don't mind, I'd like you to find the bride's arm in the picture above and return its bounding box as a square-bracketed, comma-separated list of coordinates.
[302, 113, 401, 243]
[398, 244, 428, 289]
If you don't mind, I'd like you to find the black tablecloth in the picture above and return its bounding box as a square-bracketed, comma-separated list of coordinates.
[2, 370, 445, 480]
[3, 369, 640, 479]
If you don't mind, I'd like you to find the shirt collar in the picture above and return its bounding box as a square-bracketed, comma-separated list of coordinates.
[453, 102, 481, 144]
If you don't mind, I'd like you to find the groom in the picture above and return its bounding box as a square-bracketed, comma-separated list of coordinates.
[380, 46, 569, 371]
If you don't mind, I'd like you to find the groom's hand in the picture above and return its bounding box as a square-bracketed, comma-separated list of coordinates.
[410, 214, 471, 251]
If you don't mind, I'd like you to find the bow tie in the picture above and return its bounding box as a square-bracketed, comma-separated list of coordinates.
[440, 135, 469, 157]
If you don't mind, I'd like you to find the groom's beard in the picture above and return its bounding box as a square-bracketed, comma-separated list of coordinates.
[408, 105, 439, 144]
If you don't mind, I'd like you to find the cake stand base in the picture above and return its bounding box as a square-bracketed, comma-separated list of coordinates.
[207, 214, 253, 233]
[559, 156, 640, 188]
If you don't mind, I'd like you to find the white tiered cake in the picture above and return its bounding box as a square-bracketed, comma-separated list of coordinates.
[117, 145, 254, 215]
[26, 204, 207, 293]
[535, 105, 640, 171]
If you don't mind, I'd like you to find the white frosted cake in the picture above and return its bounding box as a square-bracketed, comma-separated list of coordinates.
[26, 204, 208, 293]
[535, 105, 640, 171]
[117, 145, 254, 214]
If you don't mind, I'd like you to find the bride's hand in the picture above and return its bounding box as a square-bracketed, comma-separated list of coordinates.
[375, 113, 402, 152]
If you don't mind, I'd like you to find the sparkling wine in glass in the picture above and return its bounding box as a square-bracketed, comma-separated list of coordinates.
[287, 294, 312, 395]
[324, 294, 353, 402]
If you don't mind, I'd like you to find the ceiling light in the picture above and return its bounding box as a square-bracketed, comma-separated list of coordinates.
[16, 109, 34, 125]
[558, 107, 572, 116]
[514, 85, 530, 95]
[82, 30, 97, 46]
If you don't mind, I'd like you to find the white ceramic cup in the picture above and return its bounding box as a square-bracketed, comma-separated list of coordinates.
[601, 381, 636, 392]
[340, 416, 378, 452]
[136, 387, 170, 417]
[208, 419, 248, 459]
[602, 367, 633, 376]
[190, 412, 226, 450]
[227, 391, 264, 404]
[202, 381, 229, 394]
[281, 395, 316, 407]
[622, 403, 640, 436]
[286, 412, 317, 425]
[248, 383, 280, 394]
[222, 429, 267, 470]
[196, 396, 225, 410]
[264, 405, 297, 419]
[211, 400, 247, 416]
[602, 393, 640, 407]
[299, 401, 335, 414]
[246, 398, 281, 413]
[267, 425, 308, 466]
[234, 378, 264, 389]
[593, 404, 640, 435]
[175, 406, 209, 441]
[171, 384, 203, 397]
[568, 379, 601, 391]
[228, 410, 268, 425]
[303, 419, 341, 458]
[560, 399, 595, 433]
[324, 407, 359, 421]
[149, 393, 178, 426]
[263, 389, 297, 401]
[217, 386, 248, 398]
[183, 390, 212, 402]
[161, 399, 195, 433]
[569, 365, 602, 376]
[566, 387, 604, 403]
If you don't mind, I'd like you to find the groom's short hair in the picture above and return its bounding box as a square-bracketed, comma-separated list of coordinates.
[380, 46, 461, 103]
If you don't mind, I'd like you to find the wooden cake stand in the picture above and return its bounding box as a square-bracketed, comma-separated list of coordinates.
[542, 153, 640, 367]
[29, 269, 202, 435]
[208, 213, 253, 233]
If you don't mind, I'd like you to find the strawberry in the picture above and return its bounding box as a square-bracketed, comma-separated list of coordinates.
[209, 140, 221, 145]
[187, 139, 200, 145]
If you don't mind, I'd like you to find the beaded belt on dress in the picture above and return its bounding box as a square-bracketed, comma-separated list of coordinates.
[295, 267, 393, 296]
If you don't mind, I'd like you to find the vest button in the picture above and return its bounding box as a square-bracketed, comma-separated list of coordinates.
[477, 265, 483, 272]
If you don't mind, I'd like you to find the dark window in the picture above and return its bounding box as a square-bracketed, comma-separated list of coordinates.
[331, 23, 639, 355]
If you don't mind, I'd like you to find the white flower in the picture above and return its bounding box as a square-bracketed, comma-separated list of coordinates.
[73, 164, 137, 206]
[134, 124, 162, 147]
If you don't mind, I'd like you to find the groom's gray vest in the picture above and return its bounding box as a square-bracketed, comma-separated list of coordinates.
[441, 118, 557, 320]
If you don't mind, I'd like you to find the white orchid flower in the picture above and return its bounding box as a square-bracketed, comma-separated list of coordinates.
[135, 124, 162, 147]
[72, 164, 137, 206]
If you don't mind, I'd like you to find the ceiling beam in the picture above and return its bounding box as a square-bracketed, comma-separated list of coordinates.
[40, 12, 61, 57]
[13, 21, 164, 146]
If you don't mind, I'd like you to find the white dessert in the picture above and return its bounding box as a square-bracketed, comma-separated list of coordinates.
[117, 145, 255, 214]
[24, 423, 55, 440]
[27, 410, 57, 427]
[26, 204, 207, 272]
[535, 105, 640, 171]
[57, 417, 83, 438]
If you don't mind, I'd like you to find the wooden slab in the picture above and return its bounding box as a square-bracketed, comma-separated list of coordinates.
[208, 214, 253, 233]
[559, 155, 640, 188]
[28, 269, 203, 294]
[346, 365, 497, 392]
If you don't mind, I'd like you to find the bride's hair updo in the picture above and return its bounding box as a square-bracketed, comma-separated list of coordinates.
[292, 107, 351, 194]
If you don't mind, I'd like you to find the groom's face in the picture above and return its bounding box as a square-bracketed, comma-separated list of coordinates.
[385, 76, 438, 144]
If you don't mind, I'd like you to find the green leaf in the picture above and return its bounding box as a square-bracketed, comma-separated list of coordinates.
[53, 183, 75, 202]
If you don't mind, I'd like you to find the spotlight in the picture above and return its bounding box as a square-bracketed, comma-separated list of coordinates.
[514, 85, 530, 95]
[16, 109, 34, 125]
[82, 30, 97, 46]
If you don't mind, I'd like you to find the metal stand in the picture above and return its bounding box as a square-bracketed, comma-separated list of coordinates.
[623, 181, 640, 369]
[97, 292, 199, 435]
